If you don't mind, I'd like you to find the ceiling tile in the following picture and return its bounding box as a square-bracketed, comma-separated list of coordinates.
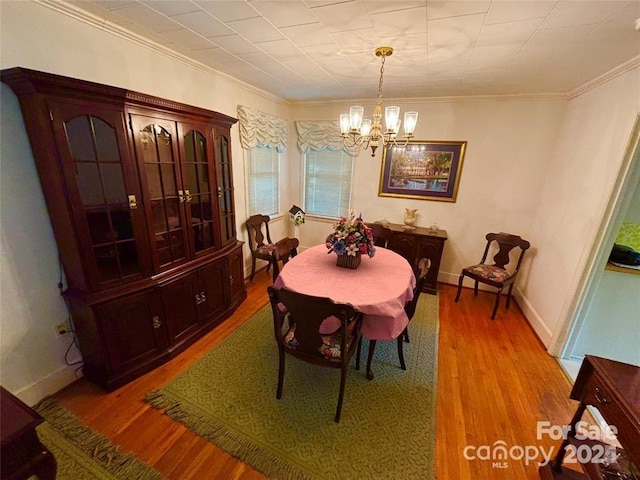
[192, 0, 261, 22]
[256, 39, 304, 58]
[280, 23, 335, 47]
[250, 1, 319, 27]
[427, 0, 490, 20]
[109, 4, 182, 33]
[364, 0, 426, 15]
[542, 1, 629, 29]
[159, 28, 215, 51]
[310, 0, 375, 33]
[171, 11, 234, 37]
[226, 17, 285, 42]
[475, 18, 543, 46]
[209, 34, 262, 55]
[370, 6, 428, 37]
[143, 0, 202, 17]
[428, 13, 486, 48]
[484, 1, 556, 25]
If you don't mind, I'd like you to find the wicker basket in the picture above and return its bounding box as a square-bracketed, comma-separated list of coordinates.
[336, 253, 361, 269]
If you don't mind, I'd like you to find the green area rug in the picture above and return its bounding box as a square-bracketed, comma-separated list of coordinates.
[146, 294, 439, 480]
[33, 398, 164, 480]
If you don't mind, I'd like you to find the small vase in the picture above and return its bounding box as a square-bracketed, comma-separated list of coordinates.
[403, 208, 418, 228]
[336, 253, 361, 269]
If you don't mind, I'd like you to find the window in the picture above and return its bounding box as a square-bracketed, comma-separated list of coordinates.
[246, 144, 279, 216]
[303, 148, 354, 218]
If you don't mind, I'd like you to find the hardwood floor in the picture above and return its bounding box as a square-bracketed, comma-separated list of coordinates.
[53, 271, 582, 480]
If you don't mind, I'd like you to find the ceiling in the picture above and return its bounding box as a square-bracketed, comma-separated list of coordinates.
[68, 0, 640, 102]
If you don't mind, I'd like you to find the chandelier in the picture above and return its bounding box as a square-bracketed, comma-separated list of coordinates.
[340, 46, 418, 157]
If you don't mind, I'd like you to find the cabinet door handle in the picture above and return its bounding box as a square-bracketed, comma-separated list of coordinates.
[217, 187, 223, 198]
[594, 387, 609, 405]
[178, 190, 186, 203]
[152, 316, 162, 329]
[230, 275, 233, 285]
[184, 189, 192, 203]
[195, 293, 202, 305]
[200, 291, 206, 303]
[128, 194, 138, 209]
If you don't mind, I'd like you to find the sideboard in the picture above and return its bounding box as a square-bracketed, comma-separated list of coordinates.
[385, 223, 447, 295]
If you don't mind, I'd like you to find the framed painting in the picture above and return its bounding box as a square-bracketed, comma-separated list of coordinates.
[378, 140, 467, 202]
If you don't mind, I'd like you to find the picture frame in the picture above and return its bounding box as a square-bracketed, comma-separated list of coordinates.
[378, 140, 467, 202]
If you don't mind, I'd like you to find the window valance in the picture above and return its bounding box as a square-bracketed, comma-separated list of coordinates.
[295, 120, 358, 156]
[237, 105, 287, 152]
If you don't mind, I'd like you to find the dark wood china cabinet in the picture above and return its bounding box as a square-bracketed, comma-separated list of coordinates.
[1, 67, 246, 390]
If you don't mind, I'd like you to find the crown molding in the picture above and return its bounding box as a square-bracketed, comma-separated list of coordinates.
[291, 92, 569, 108]
[568, 55, 640, 99]
[34, 0, 288, 106]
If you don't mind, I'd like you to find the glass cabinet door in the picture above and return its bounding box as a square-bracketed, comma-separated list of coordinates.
[178, 123, 219, 255]
[49, 101, 146, 287]
[130, 114, 188, 272]
[214, 127, 236, 246]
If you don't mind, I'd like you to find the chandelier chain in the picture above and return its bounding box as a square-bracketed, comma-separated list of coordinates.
[377, 55, 386, 103]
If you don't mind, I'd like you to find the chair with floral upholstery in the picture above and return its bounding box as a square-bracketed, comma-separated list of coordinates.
[454, 232, 531, 319]
[246, 214, 298, 281]
[267, 286, 362, 423]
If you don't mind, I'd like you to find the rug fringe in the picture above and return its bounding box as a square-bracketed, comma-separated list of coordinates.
[34, 397, 164, 480]
[145, 390, 309, 480]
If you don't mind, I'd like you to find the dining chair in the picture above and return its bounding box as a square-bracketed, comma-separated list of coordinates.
[454, 232, 531, 319]
[366, 223, 393, 248]
[359, 257, 431, 380]
[267, 286, 362, 423]
[246, 214, 298, 282]
[270, 237, 300, 282]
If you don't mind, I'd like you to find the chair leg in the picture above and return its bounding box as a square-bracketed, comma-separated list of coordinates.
[335, 363, 348, 423]
[491, 288, 502, 320]
[366, 340, 377, 380]
[276, 347, 285, 399]
[355, 337, 362, 370]
[397, 333, 406, 370]
[271, 260, 280, 283]
[455, 274, 464, 303]
[404, 328, 410, 343]
[506, 284, 514, 309]
[249, 256, 257, 281]
[474, 280, 479, 296]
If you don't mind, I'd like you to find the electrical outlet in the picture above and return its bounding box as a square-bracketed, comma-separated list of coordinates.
[55, 322, 69, 336]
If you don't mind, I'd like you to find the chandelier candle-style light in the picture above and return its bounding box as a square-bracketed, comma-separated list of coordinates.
[340, 47, 418, 157]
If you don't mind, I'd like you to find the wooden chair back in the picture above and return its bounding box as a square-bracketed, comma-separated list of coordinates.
[480, 232, 531, 274]
[405, 258, 431, 321]
[245, 214, 272, 252]
[367, 223, 393, 248]
[267, 286, 362, 422]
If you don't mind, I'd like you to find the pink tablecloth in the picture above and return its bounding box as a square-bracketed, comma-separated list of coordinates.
[273, 244, 416, 340]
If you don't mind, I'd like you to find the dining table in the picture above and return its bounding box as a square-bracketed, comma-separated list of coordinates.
[273, 244, 416, 341]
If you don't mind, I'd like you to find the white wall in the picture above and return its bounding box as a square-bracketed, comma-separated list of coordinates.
[527, 67, 640, 347]
[0, 0, 291, 403]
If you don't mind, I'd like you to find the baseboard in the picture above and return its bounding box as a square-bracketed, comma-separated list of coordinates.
[12, 364, 83, 406]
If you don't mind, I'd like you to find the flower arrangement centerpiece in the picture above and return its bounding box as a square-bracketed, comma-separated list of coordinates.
[326, 210, 376, 269]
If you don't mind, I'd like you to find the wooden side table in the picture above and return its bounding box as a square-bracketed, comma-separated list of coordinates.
[1, 387, 56, 480]
[539, 355, 639, 479]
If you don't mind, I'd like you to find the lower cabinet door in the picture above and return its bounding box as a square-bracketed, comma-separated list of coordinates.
[227, 244, 245, 306]
[97, 290, 168, 376]
[161, 272, 202, 347]
[388, 234, 418, 267]
[198, 259, 228, 326]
